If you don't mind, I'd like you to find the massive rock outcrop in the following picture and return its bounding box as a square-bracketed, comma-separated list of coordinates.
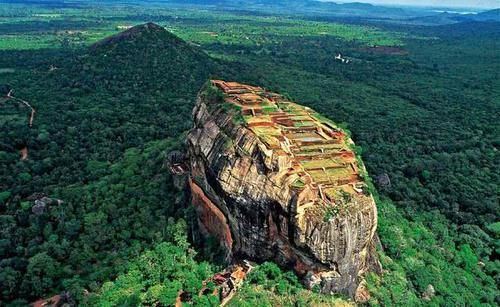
[186, 80, 381, 296]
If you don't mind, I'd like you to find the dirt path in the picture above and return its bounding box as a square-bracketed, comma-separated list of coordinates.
[3, 89, 35, 160]
[20, 146, 28, 160]
[7, 90, 35, 128]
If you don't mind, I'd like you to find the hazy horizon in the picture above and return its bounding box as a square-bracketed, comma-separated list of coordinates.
[326, 0, 499, 9]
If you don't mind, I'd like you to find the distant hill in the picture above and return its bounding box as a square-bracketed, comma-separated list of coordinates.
[408, 8, 500, 25]
[167, 0, 431, 19]
[474, 8, 500, 21]
[428, 20, 500, 39]
[90, 22, 178, 50]
[189, 1, 499, 22]
[338, 2, 374, 9]
[407, 12, 467, 25]
[74, 22, 217, 94]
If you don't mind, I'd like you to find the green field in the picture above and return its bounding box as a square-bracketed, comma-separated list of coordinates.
[0, 3, 405, 51]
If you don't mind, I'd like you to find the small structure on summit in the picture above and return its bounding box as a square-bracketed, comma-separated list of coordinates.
[187, 80, 381, 298]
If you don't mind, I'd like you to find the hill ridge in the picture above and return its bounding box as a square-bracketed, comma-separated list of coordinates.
[90, 22, 185, 51]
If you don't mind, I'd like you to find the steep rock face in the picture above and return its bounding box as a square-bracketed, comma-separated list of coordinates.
[187, 80, 381, 296]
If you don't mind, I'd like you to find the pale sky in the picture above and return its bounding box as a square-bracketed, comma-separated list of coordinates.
[331, 0, 500, 9]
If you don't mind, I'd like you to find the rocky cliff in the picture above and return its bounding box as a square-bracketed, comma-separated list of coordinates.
[186, 80, 381, 297]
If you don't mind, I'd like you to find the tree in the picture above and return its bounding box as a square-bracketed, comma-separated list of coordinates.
[23, 252, 61, 297]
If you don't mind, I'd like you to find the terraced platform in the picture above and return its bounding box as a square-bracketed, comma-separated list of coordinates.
[212, 80, 367, 207]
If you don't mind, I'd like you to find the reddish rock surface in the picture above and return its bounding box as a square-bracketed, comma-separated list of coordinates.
[190, 179, 233, 253]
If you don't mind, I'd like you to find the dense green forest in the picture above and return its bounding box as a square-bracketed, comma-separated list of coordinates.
[0, 22, 219, 305]
[0, 1, 498, 306]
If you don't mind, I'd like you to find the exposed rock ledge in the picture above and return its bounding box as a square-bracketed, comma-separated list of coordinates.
[186, 80, 381, 297]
